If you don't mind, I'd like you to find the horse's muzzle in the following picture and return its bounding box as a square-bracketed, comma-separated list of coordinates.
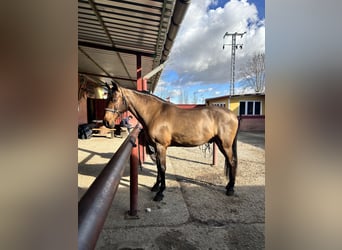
[103, 119, 113, 128]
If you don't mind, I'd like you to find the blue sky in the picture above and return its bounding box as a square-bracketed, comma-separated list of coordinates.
[154, 0, 265, 103]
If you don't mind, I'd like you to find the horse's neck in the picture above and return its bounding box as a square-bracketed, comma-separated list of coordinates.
[123, 88, 161, 127]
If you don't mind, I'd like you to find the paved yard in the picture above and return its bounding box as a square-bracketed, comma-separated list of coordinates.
[78, 131, 265, 249]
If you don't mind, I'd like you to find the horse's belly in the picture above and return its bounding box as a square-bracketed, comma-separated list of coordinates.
[171, 132, 212, 147]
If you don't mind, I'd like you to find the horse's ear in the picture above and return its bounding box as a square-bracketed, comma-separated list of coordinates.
[111, 81, 120, 92]
[105, 82, 111, 91]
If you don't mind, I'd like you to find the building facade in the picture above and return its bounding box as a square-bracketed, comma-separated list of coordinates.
[206, 93, 265, 131]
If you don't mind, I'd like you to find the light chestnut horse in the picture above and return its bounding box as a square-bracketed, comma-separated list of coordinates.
[103, 83, 239, 202]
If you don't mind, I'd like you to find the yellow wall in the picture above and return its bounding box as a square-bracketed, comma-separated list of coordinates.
[207, 95, 265, 116]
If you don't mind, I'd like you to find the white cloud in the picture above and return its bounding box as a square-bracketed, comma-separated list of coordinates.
[197, 87, 214, 93]
[162, 0, 265, 86]
[169, 89, 182, 97]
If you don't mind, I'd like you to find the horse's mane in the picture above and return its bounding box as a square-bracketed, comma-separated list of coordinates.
[130, 89, 173, 105]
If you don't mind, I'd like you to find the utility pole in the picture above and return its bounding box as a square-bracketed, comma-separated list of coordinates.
[223, 31, 246, 96]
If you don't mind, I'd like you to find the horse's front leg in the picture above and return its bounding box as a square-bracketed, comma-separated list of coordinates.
[150, 144, 161, 192]
[151, 170, 161, 192]
[153, 145, 167, 202]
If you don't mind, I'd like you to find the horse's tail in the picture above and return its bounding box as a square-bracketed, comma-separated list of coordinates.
[225, 117, 239, 178]
[232, 118, 239, 166]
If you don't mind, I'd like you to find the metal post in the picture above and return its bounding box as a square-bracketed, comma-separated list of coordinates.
[126, 54, 143, 218]
[223, 31, 246, 96]
[212, 142, 217, 166]
[136, 54, 142, 91]
[136, 58, 148, 164]
[231, 35, 236, 95]
[142, 78, 148, 91]
[129, 137, 139, 217]
[138, 132, 145, 163]
[140, 79, 147, 163]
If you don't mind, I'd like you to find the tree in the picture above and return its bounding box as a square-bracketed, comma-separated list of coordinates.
[242, 52, 265, 93]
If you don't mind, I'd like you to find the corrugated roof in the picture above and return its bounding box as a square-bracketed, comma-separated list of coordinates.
[78, 0, 190, 92]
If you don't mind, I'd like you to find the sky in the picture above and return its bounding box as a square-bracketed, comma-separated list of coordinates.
[154, 0, 265, 104]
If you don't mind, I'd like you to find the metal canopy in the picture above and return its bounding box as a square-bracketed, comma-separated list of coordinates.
[78, 0, 190, 92]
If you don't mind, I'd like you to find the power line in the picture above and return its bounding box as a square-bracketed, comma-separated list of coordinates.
[223, 31, 246, 96]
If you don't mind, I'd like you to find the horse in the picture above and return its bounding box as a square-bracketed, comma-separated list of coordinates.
[103, 82, 239, 202]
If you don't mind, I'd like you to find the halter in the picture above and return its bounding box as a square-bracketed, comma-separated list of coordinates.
[104, 92, 127, 115]
[104, 108, 121, 114]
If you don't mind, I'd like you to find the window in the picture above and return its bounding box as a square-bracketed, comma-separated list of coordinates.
[212, 103, 226, 107]
[255, 101, 261, 115]
[239, 102, 246, 115]
[239, 101, 262, 116]
[247, 101, 254, 115]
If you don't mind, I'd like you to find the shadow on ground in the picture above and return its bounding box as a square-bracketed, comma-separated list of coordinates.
[97, 184, 264, 250]
[237, 131, 265, 149]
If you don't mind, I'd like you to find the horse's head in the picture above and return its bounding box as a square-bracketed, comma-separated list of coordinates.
[103, 82, 127, 128]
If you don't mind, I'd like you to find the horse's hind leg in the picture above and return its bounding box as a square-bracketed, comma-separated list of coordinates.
[226, 137, 238, 195]
[216, 140, 237, 196]
[225, 154, 237, 196]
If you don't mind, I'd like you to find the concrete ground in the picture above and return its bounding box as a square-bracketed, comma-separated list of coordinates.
[78, 131, 265, 250]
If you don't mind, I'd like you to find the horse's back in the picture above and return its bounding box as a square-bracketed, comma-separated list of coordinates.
[161, 105, 238, 129]
[150, 105, 238, 147]
[198, 105, 238, 124]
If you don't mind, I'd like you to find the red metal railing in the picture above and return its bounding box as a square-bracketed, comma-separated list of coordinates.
[78, 126, 141, 250]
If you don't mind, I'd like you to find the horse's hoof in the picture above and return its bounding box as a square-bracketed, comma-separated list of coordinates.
[226, 189, 234, 196]
[151, 184, 160, 192]
[153, 193, 164, 202]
